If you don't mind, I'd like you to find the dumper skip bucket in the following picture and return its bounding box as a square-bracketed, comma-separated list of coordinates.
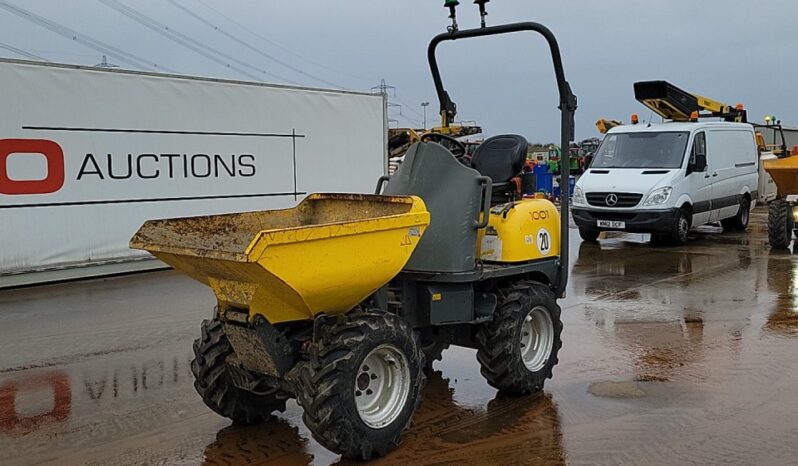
[130, 193, 430, 323]
[764, 155, 798, 196]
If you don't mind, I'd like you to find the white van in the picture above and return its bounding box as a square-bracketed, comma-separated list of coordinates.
[572, 122, 759, 245]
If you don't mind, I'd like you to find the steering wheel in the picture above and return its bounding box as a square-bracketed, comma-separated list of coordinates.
[420, 132, 467, 160]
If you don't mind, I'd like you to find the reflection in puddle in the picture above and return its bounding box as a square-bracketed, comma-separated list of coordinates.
[0, 353, 195, 443]
[573, 240, 739, 300]
[765, 252, 798, 336]
[203, 418, 313, 466]
[571, 226, 767, 384]
[196, 370, 567, 466]
[371, 370, 565, 466]
[0, 371, 71, 437]
[588, 380, 646, 398]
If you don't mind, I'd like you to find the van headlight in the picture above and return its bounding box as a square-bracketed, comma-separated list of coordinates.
[573, 186, 587, 206]
[643, 187, 673, 206]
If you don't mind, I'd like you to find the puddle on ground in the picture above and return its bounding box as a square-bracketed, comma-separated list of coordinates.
[588, 380, 646, 398]
[634, 374, 669, 382]
[2, 209, 798, 465]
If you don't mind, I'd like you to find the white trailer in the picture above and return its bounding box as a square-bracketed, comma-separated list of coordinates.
[0, 59, 387, 287]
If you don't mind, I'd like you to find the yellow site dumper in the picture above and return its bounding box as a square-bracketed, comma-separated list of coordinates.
[130, 2, 576, 460]
[762, 136, 798, 248]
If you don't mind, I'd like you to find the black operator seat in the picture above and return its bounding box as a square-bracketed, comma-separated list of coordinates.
[470, 134, 528, 203]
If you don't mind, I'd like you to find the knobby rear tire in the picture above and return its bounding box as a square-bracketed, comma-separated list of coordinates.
[295, 310, 425, 460]
[475, 281, 563, 395]
[768, 199, 793, 249]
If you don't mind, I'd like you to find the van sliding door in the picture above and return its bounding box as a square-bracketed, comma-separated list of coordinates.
[706, 130, 756, 221]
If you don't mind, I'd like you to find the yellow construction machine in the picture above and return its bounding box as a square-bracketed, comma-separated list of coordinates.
[633, 80, 748, 123]
[131, 1, 576, 460]
[388, 122, 482, 158]
[596, 118, 622, 134]
[759, 121, 798, 248]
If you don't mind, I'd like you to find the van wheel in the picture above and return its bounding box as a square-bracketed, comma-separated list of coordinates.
[578, 228, 600, 242]
[768, 199, 793, 249]
[721, 197, 750, 231]
[665, 209, 690, 246]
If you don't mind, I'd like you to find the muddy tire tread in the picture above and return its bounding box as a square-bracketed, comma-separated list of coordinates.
[476, 281, 563, 395]
[295, 309, 425, 460]
[191, 319, 286, 424]
[768, 199, 792, 249]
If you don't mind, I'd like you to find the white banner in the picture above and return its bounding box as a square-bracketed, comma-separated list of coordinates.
[0, 60, 386, 278]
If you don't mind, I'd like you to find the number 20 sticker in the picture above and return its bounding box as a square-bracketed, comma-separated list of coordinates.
[536, 227, 552, 256]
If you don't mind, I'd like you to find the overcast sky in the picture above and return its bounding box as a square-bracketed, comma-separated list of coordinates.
[1, 0, 796, 141]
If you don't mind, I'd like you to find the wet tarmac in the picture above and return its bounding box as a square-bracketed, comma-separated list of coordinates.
[1, 207, 797, 465]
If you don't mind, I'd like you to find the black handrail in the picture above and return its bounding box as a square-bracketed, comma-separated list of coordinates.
[427, 22, 577, 297]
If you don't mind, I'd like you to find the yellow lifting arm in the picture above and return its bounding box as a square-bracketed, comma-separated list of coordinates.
[633, 80, 747, 123]
[596, 118, 622, 134]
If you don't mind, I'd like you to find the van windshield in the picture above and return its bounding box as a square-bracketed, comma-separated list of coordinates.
[591, 131, 689, 169]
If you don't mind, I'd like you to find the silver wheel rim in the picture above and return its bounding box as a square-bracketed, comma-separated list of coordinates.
[741, 203, 749, 224]
[354, 344, 411, 429]
[520, 307, 555, 372]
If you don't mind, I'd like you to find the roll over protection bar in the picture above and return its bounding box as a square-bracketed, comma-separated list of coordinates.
[427, 22, 577, 296]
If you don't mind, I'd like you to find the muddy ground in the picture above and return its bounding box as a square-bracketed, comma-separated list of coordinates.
[1, 208, 796, 465]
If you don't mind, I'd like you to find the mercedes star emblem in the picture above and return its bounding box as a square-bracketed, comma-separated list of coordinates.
[606, 193, 618, 206]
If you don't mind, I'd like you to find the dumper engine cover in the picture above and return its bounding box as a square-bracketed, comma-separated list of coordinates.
[476, 199, 560, 262]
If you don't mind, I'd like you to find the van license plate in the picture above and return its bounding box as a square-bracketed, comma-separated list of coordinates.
[597, 220, 625, 229]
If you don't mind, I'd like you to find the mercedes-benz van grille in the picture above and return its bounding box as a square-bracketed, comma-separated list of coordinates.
[586, 192, 643, 208]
